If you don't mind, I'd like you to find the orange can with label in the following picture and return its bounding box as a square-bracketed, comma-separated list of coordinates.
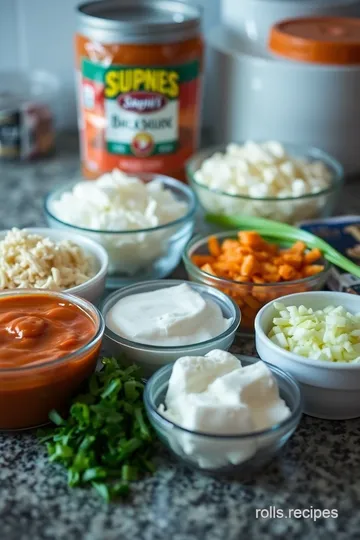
[75, 0, 203, 180]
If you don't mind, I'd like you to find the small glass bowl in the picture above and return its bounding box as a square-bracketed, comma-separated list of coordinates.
[186, 143, 344, 225]
[144, 355, 302, 476]
[101, 279, 241, 377]
[183, 231, 331, 333]
[44, 174, 197, 289]
[0, 289, 104, 430]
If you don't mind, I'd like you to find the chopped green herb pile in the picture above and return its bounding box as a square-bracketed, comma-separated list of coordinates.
[38, 357, 157, 502]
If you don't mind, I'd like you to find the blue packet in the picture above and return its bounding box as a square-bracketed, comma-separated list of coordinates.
[298, 215, 360, 294]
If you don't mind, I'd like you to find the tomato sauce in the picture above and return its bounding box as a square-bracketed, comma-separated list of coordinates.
[0, 292, 103, 430]
[75, 0, 203, 181]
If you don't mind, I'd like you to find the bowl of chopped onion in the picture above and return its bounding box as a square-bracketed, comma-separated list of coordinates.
[0, 228, 108, 304]
[255, 291, 360, 420]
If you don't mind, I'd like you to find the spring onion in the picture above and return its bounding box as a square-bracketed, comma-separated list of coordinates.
[38, 357, 157, 501]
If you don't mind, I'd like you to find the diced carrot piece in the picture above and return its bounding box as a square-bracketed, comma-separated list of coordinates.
[221, 239, 239, 251]
[214, 261, 241, 272]
[253, 275, 265, 284]
[255, 251, 271, 261]
[243, 295, 262, 310]
[234, 274, 251, 283]
[238, 231, 266, 249]
[191, 255, 215, 267]
[278, 264, 298, 281]
[208, 236, 221, 257]
[304, 248, 322, 264]
[264, 273, 281, 283]
[281, 252, 303, 269]
[201, 263, 217, 276]
[290, 241, 307, 254]
[303, 264, 325, 276]
[241, 254, 258, 277]
[218, 248, 245, 263]
[263, 262, 278, 274]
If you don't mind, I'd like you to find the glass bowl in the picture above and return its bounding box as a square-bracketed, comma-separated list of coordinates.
[101, 279, 241, 377]
[183, 231, 331, 333]
[144, 355, 302, 476]
[0, 289, 104, 430]
[44, 174, 197, 289]
[186, 143, 344, 225]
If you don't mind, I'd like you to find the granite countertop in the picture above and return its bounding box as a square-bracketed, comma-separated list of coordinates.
[1, 135, 360, 540]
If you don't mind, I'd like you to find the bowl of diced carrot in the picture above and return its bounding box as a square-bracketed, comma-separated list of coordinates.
[183, 230, 331, 331]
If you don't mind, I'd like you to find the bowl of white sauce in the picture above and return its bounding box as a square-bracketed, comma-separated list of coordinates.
[44, 170, 197, 288]
[101, 280, 241, 376]
[144, 351, 302, 474]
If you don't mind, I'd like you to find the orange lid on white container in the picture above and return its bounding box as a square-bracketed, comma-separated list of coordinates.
[269, 17, 360, 65]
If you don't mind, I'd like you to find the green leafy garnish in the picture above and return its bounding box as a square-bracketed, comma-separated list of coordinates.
[38, 357, 157, 501]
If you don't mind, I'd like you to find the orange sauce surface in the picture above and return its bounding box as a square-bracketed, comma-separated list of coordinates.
[0, 294, 101, 430]
[0, 295, 96, 368]
[75, 35, 203, 181]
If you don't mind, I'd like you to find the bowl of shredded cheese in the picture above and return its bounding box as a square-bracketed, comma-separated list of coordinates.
[186, 141, 343, 225]
[0, 228, 108, 304]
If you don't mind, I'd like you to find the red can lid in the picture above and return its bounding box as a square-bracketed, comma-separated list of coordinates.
[269, 17, 360, 65]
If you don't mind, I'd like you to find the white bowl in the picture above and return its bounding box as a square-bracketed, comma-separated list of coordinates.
[255, 291, 360, 420]
[0, 228, 108, 305]
[101, 279, 241, 377]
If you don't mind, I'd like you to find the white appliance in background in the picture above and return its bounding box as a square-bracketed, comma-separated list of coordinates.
[222, 0, 360, 49]
[208, 2, 360, 174]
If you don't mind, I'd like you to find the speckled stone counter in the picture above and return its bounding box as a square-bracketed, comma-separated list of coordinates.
[1, 135, 360, 540]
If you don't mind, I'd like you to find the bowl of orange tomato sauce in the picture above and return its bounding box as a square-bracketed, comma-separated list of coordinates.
[0, 290, 104, 430]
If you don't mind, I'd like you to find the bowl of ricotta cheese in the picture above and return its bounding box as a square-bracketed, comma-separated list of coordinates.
[44, 170, 197, 288]
[101, 280, 241, 376]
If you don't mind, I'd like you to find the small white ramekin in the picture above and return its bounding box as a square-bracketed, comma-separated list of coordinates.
[0, 228, 108, 305]
[255, 291, 360, 420]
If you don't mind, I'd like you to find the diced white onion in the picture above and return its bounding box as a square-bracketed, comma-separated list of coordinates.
[268, 304, 360, 363]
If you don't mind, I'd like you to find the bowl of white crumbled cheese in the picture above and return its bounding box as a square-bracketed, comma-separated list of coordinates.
[255, 291, 360, 420]
[186, 141, 343, 224]
[44, 170, 197, 287]
[144, 351, 302, 474]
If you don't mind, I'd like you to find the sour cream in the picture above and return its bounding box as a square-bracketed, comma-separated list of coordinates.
[105, 283, 233, 346]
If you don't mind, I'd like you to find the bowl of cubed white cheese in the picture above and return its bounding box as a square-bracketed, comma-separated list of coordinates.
[186, 141, 344, 225]
[255, 291, 360, 420]
[144, 351, 302, 475]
